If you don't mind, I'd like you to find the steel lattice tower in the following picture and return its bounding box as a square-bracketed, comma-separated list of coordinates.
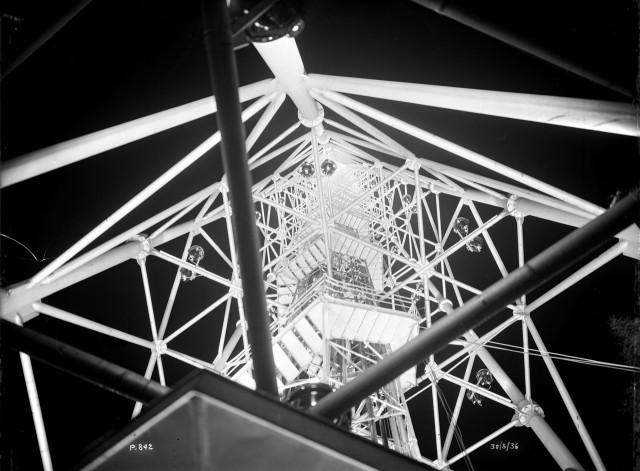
[2, 15, 638, 471]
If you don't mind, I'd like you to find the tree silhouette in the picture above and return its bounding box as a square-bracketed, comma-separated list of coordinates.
[609, 260, 640, 470]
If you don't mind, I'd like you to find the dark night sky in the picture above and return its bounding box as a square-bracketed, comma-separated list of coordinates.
[1, 1, 639, 470]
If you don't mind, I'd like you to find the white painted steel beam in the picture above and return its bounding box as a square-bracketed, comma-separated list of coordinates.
[253, 37, 323, 125]
[446, 421, 519, 467]
[1, 79, 276, 188]
[0, 208, 226, 317]
[32, 302, 155, 350]
[14, 315, 54, 471]
[28, 94, 271, 287]
[314, 89, 605, 216]
[307, 74, 639, 136]
[527, 240, 629, 312]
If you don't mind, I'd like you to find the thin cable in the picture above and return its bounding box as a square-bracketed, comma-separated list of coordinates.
[435, 381, 475, 471]
[1, 233, 40, 261]
[480, 340, 640, 373]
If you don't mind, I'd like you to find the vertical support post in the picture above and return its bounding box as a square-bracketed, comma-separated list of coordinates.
[469, 201, 509, 277]
[435, 192, 447, 298]
[221, 185, 250, 366]
[201, 0, 278, 396]
[157, 232, 197, 339]
[516, 215, 532, 400]
[516, 215, 526, 305]
[14, 315, 54, 471]
[430, 368, 444, 463]
[139, 259, 166, 386]
[157, 190, 218, 341]
[311, 129, 334, 277]
[522, 320, 531, 401]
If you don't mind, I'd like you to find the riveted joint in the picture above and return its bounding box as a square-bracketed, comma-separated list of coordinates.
[438, 298, 454, 312]
[507, 195, 524, 218]
[229, 285, 243, 299]
[513, 305, 529, 319]
[424, 361, 441, 381]
[514, 400, 544, 427]
[406, 157, 419, 170]
[130, 234, 151, 262]
[315, 127, 330, 144]
[298, 103, 324, 128]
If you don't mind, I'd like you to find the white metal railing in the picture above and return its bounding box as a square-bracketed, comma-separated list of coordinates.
[293, 274, 416, 315]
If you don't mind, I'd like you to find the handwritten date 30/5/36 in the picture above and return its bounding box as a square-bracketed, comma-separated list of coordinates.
[490, 441, 518, 451]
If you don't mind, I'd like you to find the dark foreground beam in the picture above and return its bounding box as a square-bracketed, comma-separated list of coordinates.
[409, 0, 634, 98]
[201, 0, 278, 395]
[2, 319, 169, 403]
[2, 0, 94, 81]
[312, 190, 640, 419]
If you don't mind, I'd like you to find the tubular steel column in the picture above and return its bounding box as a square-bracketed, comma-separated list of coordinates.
[201, 0, 278, 396]
[1, 0, 93, 81]
[311, 129, 334, 278]
[1, 80, 273, 188]
[528, 415, 585, 471]
[12, 315, 54, 471]
[311, 190, 639, 418]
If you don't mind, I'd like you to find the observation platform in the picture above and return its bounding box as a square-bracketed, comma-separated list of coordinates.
[236, 276, 419, 391]
[75, 371, 431, 471]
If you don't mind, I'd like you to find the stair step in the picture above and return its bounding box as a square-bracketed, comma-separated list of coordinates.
[301, 250, 318, 269]
[272, 344, 300, 383]
[288, 261, 306, 279]
[280, 331, 313, 370]
[293, 318, 324, 354]
[307, 306, 323, 333]
[309, 243, 325, 262]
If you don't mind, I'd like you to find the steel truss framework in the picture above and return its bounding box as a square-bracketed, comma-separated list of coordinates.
[2, 34, 638, 471]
